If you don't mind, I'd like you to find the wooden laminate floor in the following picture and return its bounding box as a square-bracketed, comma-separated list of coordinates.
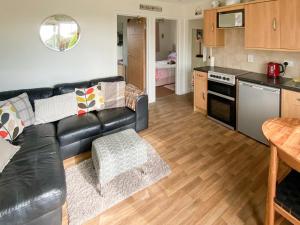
[156, 86, 175, 98]
[63, 93, 291, 225]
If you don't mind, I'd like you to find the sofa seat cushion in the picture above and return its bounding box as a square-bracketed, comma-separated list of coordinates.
[97, 107, 136, 132]
[0, 124, 66, 225]
[57, 113, 102, 147]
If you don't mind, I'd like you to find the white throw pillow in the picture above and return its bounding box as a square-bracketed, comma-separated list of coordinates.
[34, 92, 77, 125]
[0, 138, 20, 173]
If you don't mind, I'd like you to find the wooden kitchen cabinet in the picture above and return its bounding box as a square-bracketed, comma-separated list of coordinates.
[203, 9, 224, 47]
[281, 89, 300, 119]
[194, 71, 208, 113]
[280, 0, 300, 50]
[245, 0, 280, 49]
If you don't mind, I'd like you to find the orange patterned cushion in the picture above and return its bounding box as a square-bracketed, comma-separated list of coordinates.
[0, 102, 24, 142]
[75, 85, 104, 115]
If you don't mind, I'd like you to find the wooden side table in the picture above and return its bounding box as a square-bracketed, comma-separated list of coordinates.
[262, 118, 300, 225]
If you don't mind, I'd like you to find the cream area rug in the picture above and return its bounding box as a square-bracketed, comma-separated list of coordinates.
[65, 143, 171, 225]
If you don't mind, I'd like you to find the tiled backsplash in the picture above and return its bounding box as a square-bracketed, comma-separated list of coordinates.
[212, 29, 300, 78]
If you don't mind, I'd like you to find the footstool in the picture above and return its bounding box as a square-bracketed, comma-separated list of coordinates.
[91, 129, 148, 195]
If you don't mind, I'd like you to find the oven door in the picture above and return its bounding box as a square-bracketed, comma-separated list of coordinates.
[207, 91, 236, 129]
[208, 80, 236, 98]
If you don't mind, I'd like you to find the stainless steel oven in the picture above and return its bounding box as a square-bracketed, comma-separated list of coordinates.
[207, 72, 237, 130]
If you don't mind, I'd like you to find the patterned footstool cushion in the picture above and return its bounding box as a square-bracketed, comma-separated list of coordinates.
[92, 129, 148, 187]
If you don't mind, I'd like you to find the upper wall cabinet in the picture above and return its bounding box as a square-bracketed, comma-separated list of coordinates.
[245, 0, 280, 49]
[204, 9, 224, 47]
[280, 0, 300, 50]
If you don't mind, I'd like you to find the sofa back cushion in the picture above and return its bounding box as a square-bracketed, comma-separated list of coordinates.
[53, 81, 90, 95]
[0, 76, 125, 110]
[0, 88, 53, 110]
[89, 76, 124, 86]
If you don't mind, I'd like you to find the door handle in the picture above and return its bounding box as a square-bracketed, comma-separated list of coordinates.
[211, 23, 214, 32]
[202, 92, 205, 100]
[272, 18, 277, 31]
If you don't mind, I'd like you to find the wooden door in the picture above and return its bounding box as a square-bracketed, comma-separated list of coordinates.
[127, 18, 146, 90]
[194, 71, 208, 113]
[281, 89, 300, 119]
[245, 1, 280, 49]
[280, 0, 300, 50]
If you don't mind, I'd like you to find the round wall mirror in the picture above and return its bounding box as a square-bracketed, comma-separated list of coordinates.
[40, 15, 80, 52]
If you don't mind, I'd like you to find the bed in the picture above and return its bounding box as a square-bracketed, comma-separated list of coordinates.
[156, 52, 176, 87]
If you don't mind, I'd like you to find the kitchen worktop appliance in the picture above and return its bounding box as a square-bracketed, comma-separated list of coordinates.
[267, 62, 285, 78]
[207, 68, 248, 130]
[237, 81, 280, 144]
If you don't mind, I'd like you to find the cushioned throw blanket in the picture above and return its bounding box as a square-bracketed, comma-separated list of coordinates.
[125, 84, 144, 111]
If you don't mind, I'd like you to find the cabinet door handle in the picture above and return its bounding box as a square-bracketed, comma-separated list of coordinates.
[211, 23, 214, 32]
[272, 18, 277, 31]
[202, 92, 205, 100]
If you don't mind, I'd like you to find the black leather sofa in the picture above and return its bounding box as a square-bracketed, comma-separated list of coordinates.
[0, 76, 148, 225]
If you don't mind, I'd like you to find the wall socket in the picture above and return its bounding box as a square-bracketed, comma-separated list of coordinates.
[284, 60, 294, 67]
[247, 54, 254, 63]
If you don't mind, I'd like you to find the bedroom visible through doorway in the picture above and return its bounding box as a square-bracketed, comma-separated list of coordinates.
[155, 19, 177, 98]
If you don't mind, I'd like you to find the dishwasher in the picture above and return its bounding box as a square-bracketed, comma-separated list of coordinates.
[237, 81, 280, 145]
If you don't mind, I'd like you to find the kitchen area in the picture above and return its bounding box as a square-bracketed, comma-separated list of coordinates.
[194, 0, 300, 145]
[194, 66, 300, 145]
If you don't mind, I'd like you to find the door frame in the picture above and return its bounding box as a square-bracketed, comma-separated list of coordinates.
[154, 17, 179, 101]
[187, 18, 205, 93]
[116, 12, 180, 103]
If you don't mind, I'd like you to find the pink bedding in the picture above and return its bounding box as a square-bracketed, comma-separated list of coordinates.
[156, 68, 175, 87]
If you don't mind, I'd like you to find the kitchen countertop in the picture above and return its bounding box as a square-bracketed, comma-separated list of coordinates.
[238, 72, 300, 92]
[194, 66, 300, 92]
[194, 66, 249, 76]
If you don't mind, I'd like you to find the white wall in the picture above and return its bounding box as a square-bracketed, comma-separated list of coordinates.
[0, 0, 214, 102]
[156, 20, 177, 61]
[0, 0, 184, 92]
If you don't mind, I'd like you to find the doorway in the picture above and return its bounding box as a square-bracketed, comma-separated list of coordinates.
[117, 15, 146, 91]
[155, 19, 177, 98]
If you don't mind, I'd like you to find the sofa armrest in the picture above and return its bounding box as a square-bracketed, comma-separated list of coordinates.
[135, 94, 149, 132]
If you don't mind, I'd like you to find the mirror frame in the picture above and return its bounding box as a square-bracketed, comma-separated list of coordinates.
[39, 14, 81, 52]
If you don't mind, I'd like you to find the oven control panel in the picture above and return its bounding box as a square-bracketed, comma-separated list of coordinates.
[208, 72, 236, 86]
